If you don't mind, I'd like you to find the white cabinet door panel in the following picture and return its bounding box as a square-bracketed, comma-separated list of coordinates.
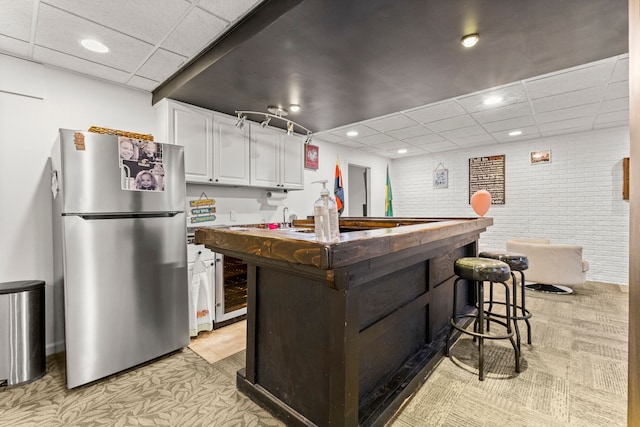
[250, 126, 280, 188]
[213, 114, 250, 185]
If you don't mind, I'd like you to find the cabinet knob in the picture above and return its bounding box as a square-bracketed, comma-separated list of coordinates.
[209, 178, 213, 181]
[215, 179, 219, 182]
[211, 262, 214, 266]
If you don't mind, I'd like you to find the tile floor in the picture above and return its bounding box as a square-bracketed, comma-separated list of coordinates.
[188, 320, 247, 363]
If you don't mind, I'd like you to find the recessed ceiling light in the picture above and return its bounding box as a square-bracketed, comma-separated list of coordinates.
[81, 39, 109, 53]
[346, 130, 358, 137]
[289, 104, 300, 112]
[397, 149, 408, 154]
[461, 33, 479, 48]
[483, 95, 503, 106]
[508, 130, 523, 136]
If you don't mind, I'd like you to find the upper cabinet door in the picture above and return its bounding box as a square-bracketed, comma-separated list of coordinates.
[213, 113, 250, 185]
[250, 125, 281, 188]
[156, 99, 213, 184]
[281, 134, 304, 190]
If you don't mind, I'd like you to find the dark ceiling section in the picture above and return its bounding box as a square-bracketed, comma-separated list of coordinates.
[154, 0, 628, 134]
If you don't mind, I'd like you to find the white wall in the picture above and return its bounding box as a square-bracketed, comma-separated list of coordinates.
[392, 126, 630, 285]
[0, 54, 390, 354]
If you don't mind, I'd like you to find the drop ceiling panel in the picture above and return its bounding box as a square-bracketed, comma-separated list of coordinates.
[492, 125, 541, 143]
[530, 86, 604, 113]
[535, 103, 600, 124]
[336, 139, 367, 149]
[538, 116, 594, 133]
[198, 0, 263, 22]
[404, 101, 466, 124]
[600, 97, 629, 113]
[137, 49, 187, 83]
[330, 124, 377, 139]
[525, 60, 615, 99]
[456, 83, 527, 113]
[481, 115, 537, 133]
[471, 102, 533, 124]
[440, 124, 487, 140]
[365, 114, 419, 133]
[422, 141, 460, 153]
[45, 0, 191, 45]
[387, 125, 433, 140]
[33, 45, 132, 83]
[0, 0, 33, 41]
[35, 4, 153, 72]
[611, 57, 629, 82]
[355, 133, 397, 146]
[595, 110, 629, 124]
[404, 134, 446, 146]
[161, 7, 227, 58]
[605, 80, 630, 100]
[425, 115, 477, 133]
[372, 140, 412, 151]
[128, 75, 159, 92]
[0, 37, 29, 57]
[452, 133, 497, 146]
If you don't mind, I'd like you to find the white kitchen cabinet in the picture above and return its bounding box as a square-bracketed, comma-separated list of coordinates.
[155, 99, 213, 183]
[155, 99, 250, 185]
[212, 113, 250, 185]
[250, 126, 304, 190]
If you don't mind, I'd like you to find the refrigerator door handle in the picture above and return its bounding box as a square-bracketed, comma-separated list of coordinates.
[72, 212, 183, 220]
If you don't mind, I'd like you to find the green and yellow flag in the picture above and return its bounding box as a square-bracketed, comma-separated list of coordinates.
[385, 166, 393, 216]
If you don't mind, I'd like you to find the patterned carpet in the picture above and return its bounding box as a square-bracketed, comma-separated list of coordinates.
[0, 281, 628, 426]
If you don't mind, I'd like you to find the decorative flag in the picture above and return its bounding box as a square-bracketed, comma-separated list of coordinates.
[334, 157, 345, 215]
[385, 166, 393, 216]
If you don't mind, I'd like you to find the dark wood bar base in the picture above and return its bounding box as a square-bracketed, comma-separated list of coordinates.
[195, 217, 492, 426]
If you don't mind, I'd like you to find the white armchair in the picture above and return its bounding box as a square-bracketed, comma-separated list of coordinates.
[506, 238, 589, 294]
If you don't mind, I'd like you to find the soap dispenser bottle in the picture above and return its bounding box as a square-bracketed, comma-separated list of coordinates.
[312, 180, 340, 243]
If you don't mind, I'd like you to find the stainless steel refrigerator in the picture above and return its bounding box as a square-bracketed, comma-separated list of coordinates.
[51, 129, 188, 389]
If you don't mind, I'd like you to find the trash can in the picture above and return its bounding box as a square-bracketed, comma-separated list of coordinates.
[0, 280, 46, 387]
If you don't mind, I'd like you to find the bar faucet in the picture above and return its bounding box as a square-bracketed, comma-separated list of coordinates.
[282, 206, 289, 227]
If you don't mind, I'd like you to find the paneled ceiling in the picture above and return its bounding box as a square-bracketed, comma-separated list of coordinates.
[1, 0, 629, 158]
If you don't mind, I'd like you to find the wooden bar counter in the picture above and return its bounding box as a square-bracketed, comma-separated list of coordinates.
[195, 217, 492, 426]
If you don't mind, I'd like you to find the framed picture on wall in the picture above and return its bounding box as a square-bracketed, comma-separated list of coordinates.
[530, 149, 551, 164]
[305, 144, 319, 170]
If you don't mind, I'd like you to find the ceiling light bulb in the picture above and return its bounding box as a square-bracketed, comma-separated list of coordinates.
[81, 39, 109, 53]
[508, 130, 523, 136]
[289, 104, 301, 112]
[483, 95, 503, 106]
[461, 33, 479, 48]
[397, 149, 408, 154]
[346, 130, 358, 137]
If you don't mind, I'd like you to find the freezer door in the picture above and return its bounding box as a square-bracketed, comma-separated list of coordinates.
[54, 129, 185, 214]
[62, 213, 188, 388]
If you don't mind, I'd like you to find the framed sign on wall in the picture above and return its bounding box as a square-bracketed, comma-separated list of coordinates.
[469, 155, 505, 204]
[304, 144, 319, 170]
[433, 163, 448, 189]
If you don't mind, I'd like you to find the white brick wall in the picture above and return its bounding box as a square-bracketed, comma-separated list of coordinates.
[392, 126, 630, 285]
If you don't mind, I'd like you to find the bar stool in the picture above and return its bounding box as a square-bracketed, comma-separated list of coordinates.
[479, 251, 532, 352]
[445, 257, 521, 380]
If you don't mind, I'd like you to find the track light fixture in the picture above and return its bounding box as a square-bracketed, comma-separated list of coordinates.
[304, 132, 313, 144]
[235, 113, 246, 129]
[234, 109, 313, 138]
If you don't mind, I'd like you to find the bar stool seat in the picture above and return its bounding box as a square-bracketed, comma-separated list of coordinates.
[445, 257, 521, 380]
[479, 251, 532, 351]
